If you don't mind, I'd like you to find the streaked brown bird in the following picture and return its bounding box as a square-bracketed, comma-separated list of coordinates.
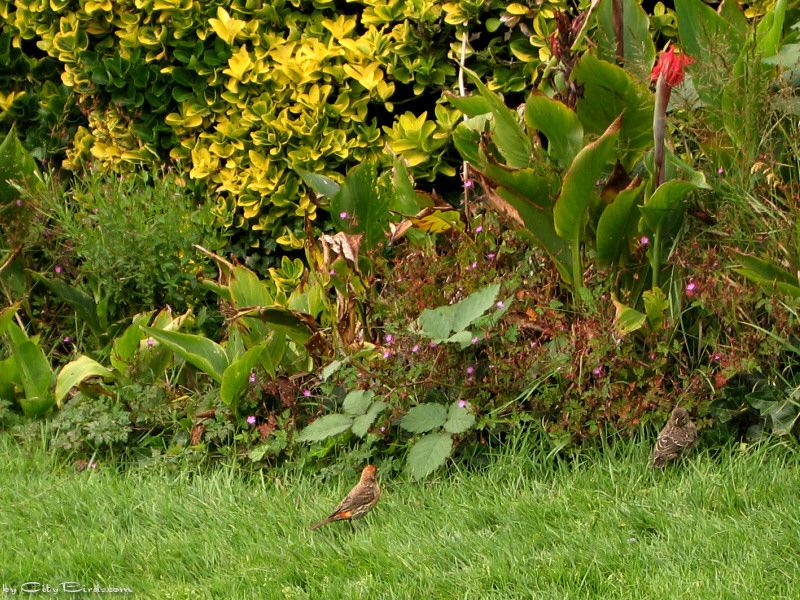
[650, 407, 698, 468]
[310, 465, 381, 530]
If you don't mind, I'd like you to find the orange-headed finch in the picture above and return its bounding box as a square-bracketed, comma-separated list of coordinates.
[310, 465, 381, 530]
[650, 407, 698, 468]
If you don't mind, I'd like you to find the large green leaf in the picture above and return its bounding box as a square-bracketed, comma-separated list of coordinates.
[331, 162, 390, 251]
[297, 414, 353, 442]
[525, 91, 583, 167]
[485, 165, 556, 211]
[55, 355, 111, 408]
[220, 344, 264, 409]
[754, 0, 786, 57]
[596, 181, 644, 266]
[445, 92, 494, 118]
[140, 326, 229, 383]
[492, 186, 573, 283]
[554, 116, 622, 245]
[464, 68, 532, 168]
[572, 54, 653, 158]
[293, 167, 340, 199]
[390, 155, 425, 216]
[6, 323, 53, 416]
[400, 403, 448, 433]
[406, 433, 454, 479]
[230, 265, 272, 308]
[259, 330, 286, 379]
[639, 180, 697, 236]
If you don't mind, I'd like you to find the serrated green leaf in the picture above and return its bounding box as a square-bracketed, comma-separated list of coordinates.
[297, 414, 353, 442]
[643, 287, 669, 332]
[351, 403, 386, 438]
[343, 390, 375, 416]
[417, 284, 500, 341]
[406, 433, 454, 479]
[444, 402, 475, 434]
[401, 403, 448, 433]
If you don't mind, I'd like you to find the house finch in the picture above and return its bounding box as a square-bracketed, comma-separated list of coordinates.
[309, 465, 381, 530]
[650, 407, 698, 468]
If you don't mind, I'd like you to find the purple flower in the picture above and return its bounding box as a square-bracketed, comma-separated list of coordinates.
[16, 199, 22, 207]
[411, 344, 419, 353]
[458, 400, 467, 408]
[146, 338, 155, 347]
[385, 333, 393, 343]
[465, 180, 474, 189]
[380, 426, 387, 433]
[329, 269, 335, 275]
[686, 282, 696, 292]
[475, 225, 483, 233]
[471, 336, 479, 344]
[249, 371, 256, 383]
[639, 237, 649, 246]
[592, 367, 603, 376]
[303, 389, 312, 397]
[496, 301, 504, 309]
[717, 167, 724, 174]
[339, 211, 348, 219]
[383, 350, 391, 359]
[63, 336, 71, 343]
[471, 261, 478, 269]
[466, 366, 474, 374]
[429, 341, 438, 349]
[486, 253, 496, 259]
[246, 415, 256, 425]
[54, 266, 62, 274]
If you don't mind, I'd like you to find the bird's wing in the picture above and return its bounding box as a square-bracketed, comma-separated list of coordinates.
[652, 429, 693, 458]
[333, 484, 375, 515]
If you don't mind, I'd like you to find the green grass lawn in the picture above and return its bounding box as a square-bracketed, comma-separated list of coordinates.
[1, 433, 799, 599]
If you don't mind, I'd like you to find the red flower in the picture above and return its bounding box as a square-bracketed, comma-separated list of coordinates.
[651, 46, 692, 87]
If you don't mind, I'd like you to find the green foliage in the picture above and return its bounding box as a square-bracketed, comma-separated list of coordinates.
[405, 432, 453, 479]
[0, 124, 39, 203]
[31, 168, 219, 323]
[710, 374, 800, 440]
[2, 319, 54, 416]
[297, 390, 388, 442]
[416, 284, 503, 344]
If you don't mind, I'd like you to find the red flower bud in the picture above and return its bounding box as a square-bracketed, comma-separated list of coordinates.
[651, 46, 692, 87]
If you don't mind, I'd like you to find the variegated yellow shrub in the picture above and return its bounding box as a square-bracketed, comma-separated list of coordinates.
[0, 0, 583, 251]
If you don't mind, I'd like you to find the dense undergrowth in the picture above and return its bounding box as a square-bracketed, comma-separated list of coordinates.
[1, 0, 800, 478]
